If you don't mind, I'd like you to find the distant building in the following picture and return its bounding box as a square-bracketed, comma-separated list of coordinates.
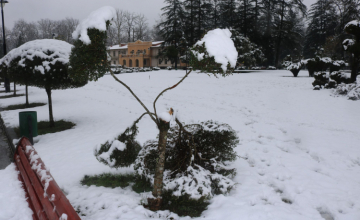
[107, 40, 186, 68]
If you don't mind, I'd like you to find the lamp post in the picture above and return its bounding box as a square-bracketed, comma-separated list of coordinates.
[1, 0, 9, 93]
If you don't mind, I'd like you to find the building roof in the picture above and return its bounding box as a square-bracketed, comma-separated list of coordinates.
[108, 41, 164, 50]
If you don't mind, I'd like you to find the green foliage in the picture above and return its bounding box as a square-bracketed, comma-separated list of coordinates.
[135, 120, 238, 194]
[95, 120, 141, 168]
[329, 71, 351, 84]
[230, 29, 266, 67]
[190, 42, 234, 77]
[81, 173, 136, 188]
[69, 28, 110, 82]
[14, 120, 75, 138]
[161, 191, 210, 217]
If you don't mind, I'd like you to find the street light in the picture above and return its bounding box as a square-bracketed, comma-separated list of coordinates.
[1, 0, 9, 93]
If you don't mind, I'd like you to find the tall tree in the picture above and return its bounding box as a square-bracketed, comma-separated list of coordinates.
[158, 0, 186, 69]
[303, 0, 338, 58]
[273, 0, 306, 67]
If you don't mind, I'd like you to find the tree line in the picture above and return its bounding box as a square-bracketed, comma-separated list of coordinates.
[157, 0, 360, 68]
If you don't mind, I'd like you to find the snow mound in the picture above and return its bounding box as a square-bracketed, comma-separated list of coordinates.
[194, 29, 238, 72]
[344, 20, 360, 29]
[72, 6, 116, 44]
[0, 39, 72, 68]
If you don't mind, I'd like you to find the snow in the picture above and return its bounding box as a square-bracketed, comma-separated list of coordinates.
[96, 140, 127, 166]
[1, 70, 360, 219]
[343, 39, 355, 50]
[194, 29, 238, 72]
[0, 39, 72, 68]
[344, 20, 360, 29]
[158, 111, 172, 122]
[72, 6, 116, 45]
[0, 164, 33, 220]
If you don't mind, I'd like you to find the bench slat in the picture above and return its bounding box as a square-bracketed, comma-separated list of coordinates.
[15, 154, 47, 220]
[18, 146, 59, 220]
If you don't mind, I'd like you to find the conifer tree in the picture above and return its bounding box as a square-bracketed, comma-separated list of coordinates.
[158, 0, 185, 69]
[343, 20, 360, 82]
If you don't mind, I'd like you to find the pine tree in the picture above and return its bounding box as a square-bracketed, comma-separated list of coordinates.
[158, 0, 186, 69]
[304, 0, 338, 58]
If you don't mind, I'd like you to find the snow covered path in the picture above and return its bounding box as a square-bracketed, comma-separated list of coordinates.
[1, 70, 360, 219]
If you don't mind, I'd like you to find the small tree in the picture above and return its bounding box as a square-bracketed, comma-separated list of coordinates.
[69, 6, 238, 211]
[0, 39, 87, 127]
[343, 20, 360, 83]
[283, 55, 303, 77]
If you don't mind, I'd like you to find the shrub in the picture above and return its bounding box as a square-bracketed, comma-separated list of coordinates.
[312, 72, 328, 88]
[95, 122, 141, 168]
[134, 121, 238, 216]
[333, 81, 360, 100]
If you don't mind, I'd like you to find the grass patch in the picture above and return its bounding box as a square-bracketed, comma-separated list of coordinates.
[0, 94, 25, 99]
[13, 120, 76, 137]
[3, 102, 46, 111]
[80, 173, 152, 193]
[79, 173, 209, 217]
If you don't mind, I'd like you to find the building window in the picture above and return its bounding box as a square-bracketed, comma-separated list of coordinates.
[123, 60, 126, 66]
[113, 51, 116, 56]
[136, 59, 139, 67]
[144, 59, 147, 65]
[159, 59, 162, 64]
[114, 61, 116, 64]
[129, 59, 133, 67]
[165, 59, 167, 64]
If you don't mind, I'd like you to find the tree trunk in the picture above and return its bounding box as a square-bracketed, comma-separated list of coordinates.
[275, 0, 285, 68]
[13, 82, 16, 96]
[25, 84, 29, 107]
[350, 56, 359, 83]
[148, 119, 170, 211]
[45, 88, 55, 127]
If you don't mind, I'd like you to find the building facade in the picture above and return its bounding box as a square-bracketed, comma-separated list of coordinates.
[107, 40, 186, 68]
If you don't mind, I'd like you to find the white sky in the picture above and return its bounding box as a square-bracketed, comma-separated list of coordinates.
[4, 0, 316, 29]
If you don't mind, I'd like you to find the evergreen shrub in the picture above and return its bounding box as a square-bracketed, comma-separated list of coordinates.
[312, 72, 328, 88]
[134, 121, 238, 216]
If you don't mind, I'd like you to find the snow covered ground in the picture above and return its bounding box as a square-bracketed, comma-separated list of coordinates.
[1, 69, 360, 220]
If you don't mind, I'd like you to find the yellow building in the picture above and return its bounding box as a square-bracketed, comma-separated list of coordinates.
[107, 40, 186, 68]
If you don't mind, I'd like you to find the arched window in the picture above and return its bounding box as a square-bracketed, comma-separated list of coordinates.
[129, 59, 133, 67]
[123, 60, 126, 66]
[136, 59, 139, 67]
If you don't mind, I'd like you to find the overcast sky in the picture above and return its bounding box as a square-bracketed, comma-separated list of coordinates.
[4, 0, 316, 29]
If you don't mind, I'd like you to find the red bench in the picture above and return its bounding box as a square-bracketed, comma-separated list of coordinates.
[14, 137, 80, 220]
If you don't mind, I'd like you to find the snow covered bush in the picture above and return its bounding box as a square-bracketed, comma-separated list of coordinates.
[283, 55, 302, 77]
[190, 29, 237, 76]
[333, 81, 360, 100]
[134, 120, 238, 216]
[95, 119, 141, 168]
[329, 60, 346, 73]
[302, 56, 333, 77]
[312, 72, 328, 89]
[330, 71, 350, 84]
[230, 30, 266, 68]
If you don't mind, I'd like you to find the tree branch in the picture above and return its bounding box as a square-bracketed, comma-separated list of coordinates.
[153, 69, 192, 121]
[109, 69, 158, 125]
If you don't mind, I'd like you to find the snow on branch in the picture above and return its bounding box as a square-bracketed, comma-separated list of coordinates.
[72, 6, 116, 45]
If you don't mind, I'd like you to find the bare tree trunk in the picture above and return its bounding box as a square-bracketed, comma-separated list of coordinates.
[148, 119, 170, 211]
[13, 82, 16, 96]
[350, 56, 359, 83]
[45, 88, 55, 127]
[25, 84, 29, 107]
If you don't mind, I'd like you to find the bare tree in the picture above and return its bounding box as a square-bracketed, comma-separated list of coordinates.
[38, 19, 57, 39]
[10, 19, 39, 45]
[54, 17, 79, 43]
[111, 9, 126, 44]
[134, 13, 149, 41]
[124, 11, 138, 42]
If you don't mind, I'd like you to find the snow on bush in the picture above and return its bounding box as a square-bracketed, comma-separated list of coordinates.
[72, 6, 116, 45]
[0, 39, 72, 69]
[191, 29, 237, 74]
[333, 77, 360, 100]
[134, 121, 238, 199]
